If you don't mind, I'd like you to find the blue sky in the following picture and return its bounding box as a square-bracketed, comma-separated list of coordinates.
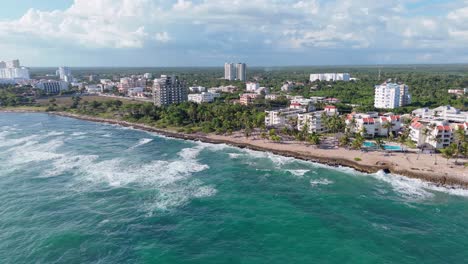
[0, 0, 467, 67]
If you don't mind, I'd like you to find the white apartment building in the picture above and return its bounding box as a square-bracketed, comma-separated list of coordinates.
[346, 112, 402, 137]
[239, 93, 261, 105]
[58, 67, 72, 82]
[128, 87, 145, 97]
[410, 120, 454, 149]
[0, 59, 29, 80]
[188, 92, 220, 104]
[265, 108, 305, 127]
[412, 105, 468, 123]
[119, 77, 146, 93]
[0, 67, 30, 79]
[297, 111, 328, 134]
[246, 82, 260, 92]
[224, 63, 235, 81]
[374, 83, 411, 109]
[236, 63, 246, 81]
[85, 84, 103, 94]
[281, 82, 294, 91]
[153, 75, 187, 106]
[290, 98, 316, 112]
[310, 73, 350, 82]
[143, 73, 153, 79]
[35, 80, 69, 94]
[189, 86, 206, 93]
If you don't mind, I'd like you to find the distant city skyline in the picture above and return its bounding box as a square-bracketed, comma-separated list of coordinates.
[2, 0, 468, 67]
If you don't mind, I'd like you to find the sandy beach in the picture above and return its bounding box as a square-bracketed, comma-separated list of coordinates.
[2, 110, 466, 187]
[39, 112, 466, 187]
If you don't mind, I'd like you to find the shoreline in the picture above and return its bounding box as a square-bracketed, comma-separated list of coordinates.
[2, 110, 467, 188]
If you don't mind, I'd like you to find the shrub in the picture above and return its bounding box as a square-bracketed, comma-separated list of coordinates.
[354, 157, 362, 161]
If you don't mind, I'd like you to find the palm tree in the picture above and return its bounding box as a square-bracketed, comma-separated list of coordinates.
[454, 129, 466, 163]
[418, 127, 431, 160]
[382, 121, 393, 140]
[375, 138, 385, 151]
[441, 144, 457, 164]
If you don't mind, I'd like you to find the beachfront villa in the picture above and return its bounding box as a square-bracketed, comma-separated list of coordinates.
[412, 105, 468, 123]
[346, 112, 402, 138]
[265, 108, 306, 128]
[297, 111, 328, 133]
[410, 119, 468, 149]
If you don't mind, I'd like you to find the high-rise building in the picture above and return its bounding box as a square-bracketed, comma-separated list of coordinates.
[0, 59, 29, 80]
[224, 63, 235, 81]
[374, 82, 411, 109]
[236, 63, 246, 81]
[58, 67, 72, 82]
[399, 84, 411, 106]
[153, 75, 188, 106]
[5, 60, 20, 68]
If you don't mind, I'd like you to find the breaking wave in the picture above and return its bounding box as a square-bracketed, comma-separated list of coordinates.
[310, 178, 334, 187]
[128, 138, 153, 150]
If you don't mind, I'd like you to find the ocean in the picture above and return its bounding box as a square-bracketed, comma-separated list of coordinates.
[1, 113, 468, 263]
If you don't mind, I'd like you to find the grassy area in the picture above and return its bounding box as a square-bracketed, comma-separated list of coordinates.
[0, 106, 48, 112]
[35, 95, 139, 107]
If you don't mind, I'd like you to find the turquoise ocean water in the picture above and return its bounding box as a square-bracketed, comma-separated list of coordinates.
[1, 113, 468, 263]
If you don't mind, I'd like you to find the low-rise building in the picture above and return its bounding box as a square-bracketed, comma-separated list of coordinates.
[246, 82, 260, 92]
[265, 108, 305, 127]
[290, 98, 316, 112]
[189, 86, 206, 93]
[410, 120, 454, 149]
[324, 105, 339, 116]
[188, 92, 220, 104]
[346, 112, 402, 137]
[265, 94, 280, 100]
[297, 111, 328, 134]
[85, 84, 103, 94]
[208, 85, 238, 94]
[324, 98, 341, 104]
[412, 105, 468, 123]
[239, 93, 261, 105]
[128, 87, 145, 97]
[310, 73, 350, 82]
[35, 80, 69, 94]
[281, 81, 294, 92]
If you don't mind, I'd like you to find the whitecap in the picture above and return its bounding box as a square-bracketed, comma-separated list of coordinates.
[228, 153, 242, 159]
[71, 132, 87, 136]
[45, 131, 65, 136]
[310, 178, 334, 187]
[370, 170, 468, 199]
[128, 138, 153, 150]
[287, 169, 310, 177]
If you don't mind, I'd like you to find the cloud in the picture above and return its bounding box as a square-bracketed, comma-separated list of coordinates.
[1, 0, 468, 65]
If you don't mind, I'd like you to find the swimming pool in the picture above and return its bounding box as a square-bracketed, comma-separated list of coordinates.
[363, 141, 403, 151]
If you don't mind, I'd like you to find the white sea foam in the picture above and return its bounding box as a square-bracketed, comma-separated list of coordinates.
[287, 169, 310, 177]
[228, 153, 242, 159]
[128, 138, 153, 150]
[370, 170, 468, 200]
[7, 138, 65, 165]
[69, 144, 215, 212]
[310, 178, 334, 187]
[45, 131, 65, 137]
[0, 134, 40, 148]
[71, 132, 87, 136]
